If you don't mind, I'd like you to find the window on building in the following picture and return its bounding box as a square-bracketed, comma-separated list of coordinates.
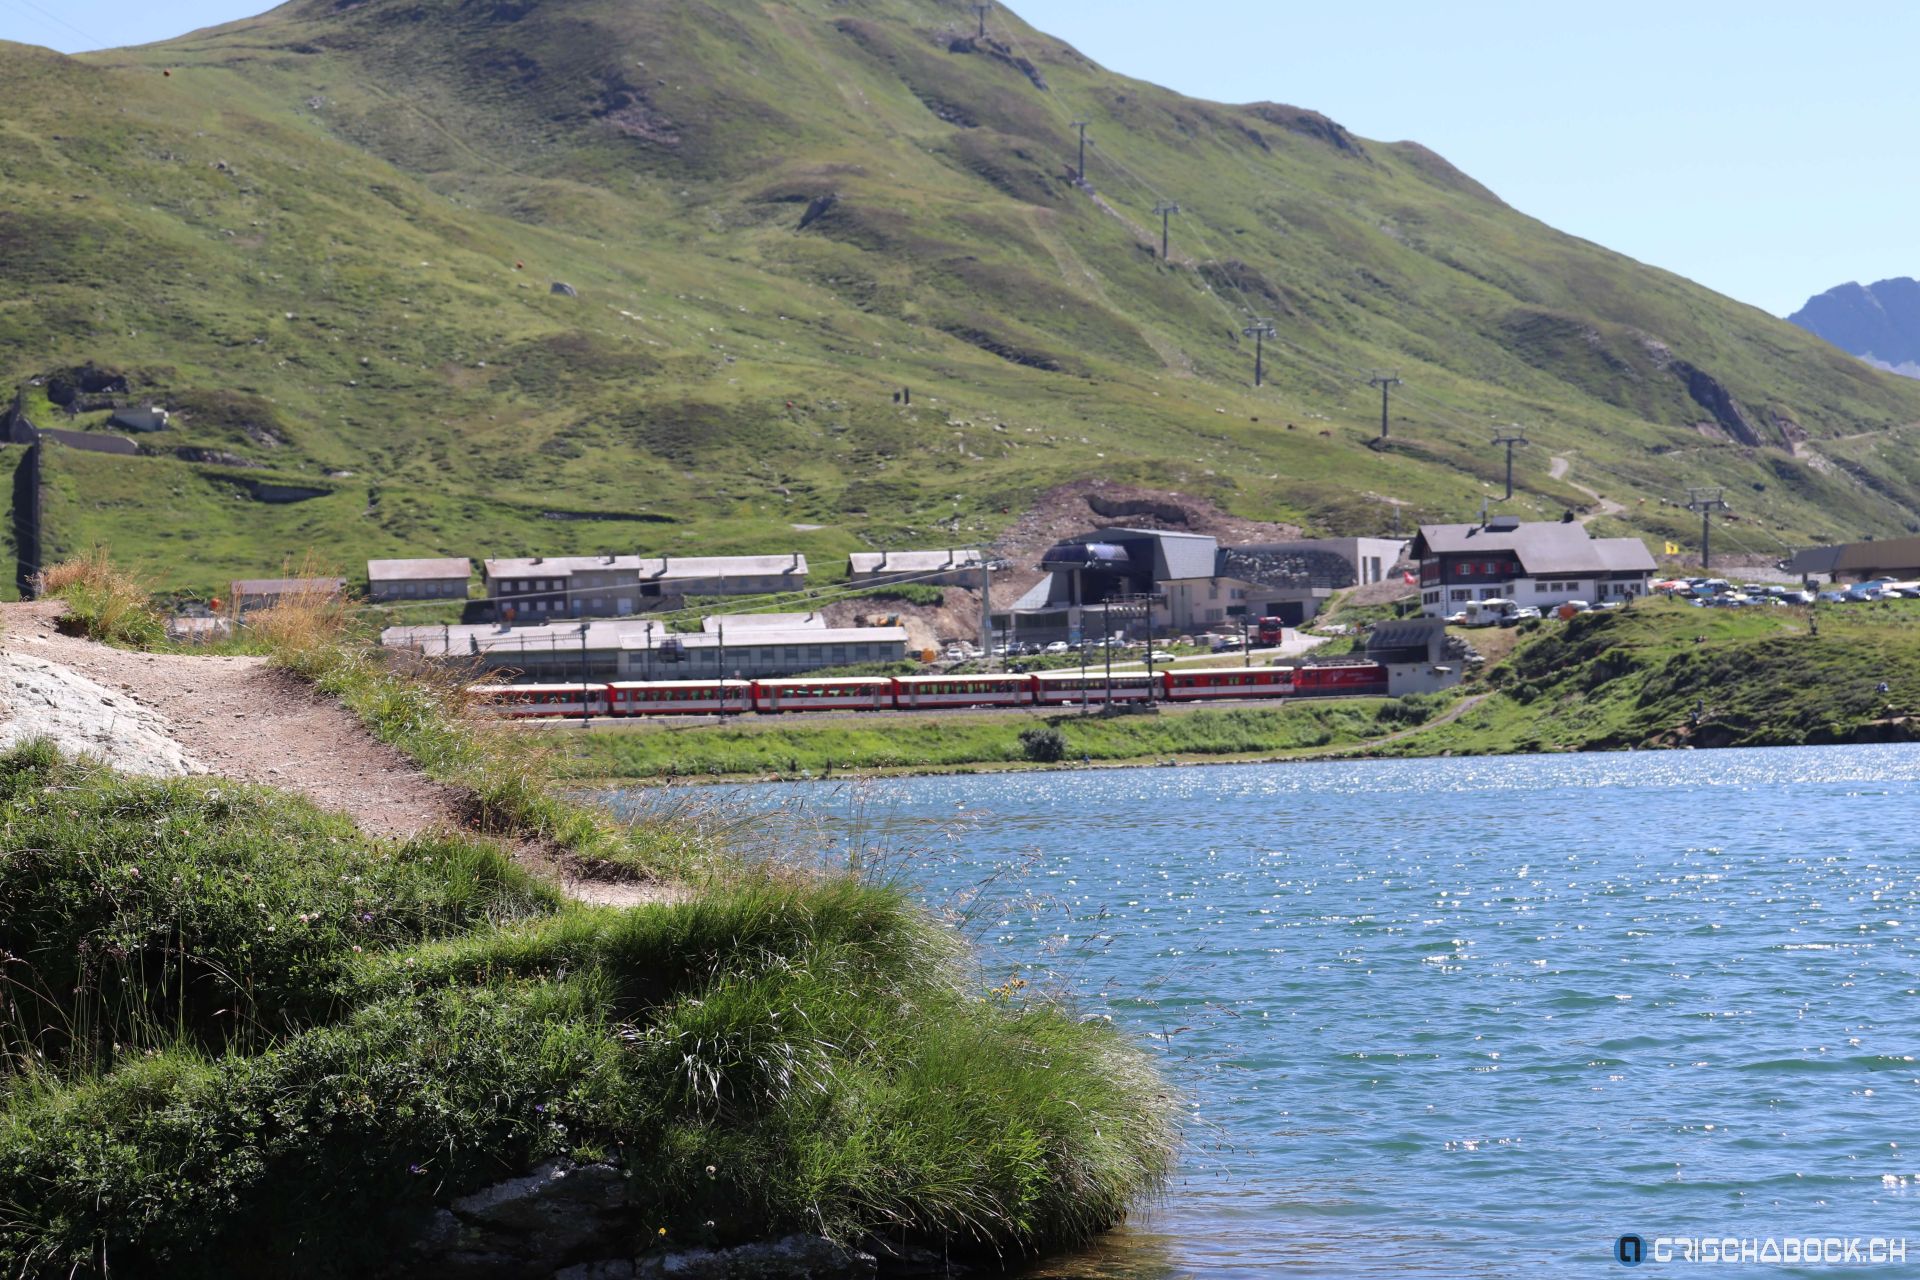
[1450, 589, 1471, 603]
[1480, 588, 1503, 600]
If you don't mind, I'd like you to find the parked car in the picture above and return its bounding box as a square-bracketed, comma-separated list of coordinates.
[1444, 610, 1469, 625]
[1503, 606, 1542, 625]
[1043, 640, 1071, 654]
[1146, 650, 1178, 663]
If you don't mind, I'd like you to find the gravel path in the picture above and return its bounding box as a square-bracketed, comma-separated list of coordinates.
[0, 602, 667, 906]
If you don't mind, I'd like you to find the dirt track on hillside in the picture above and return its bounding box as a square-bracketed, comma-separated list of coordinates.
[0, 601, 666, 906]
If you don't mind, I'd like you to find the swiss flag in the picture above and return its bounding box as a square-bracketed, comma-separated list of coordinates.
[1403, 571, 1417, 585]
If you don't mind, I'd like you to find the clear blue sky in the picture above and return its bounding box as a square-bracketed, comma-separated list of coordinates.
[6, 0, 1911, 316]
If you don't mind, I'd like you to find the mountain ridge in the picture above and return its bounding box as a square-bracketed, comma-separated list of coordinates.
[5, 0, 1920, 594]
[1789, 278, 1920, 379]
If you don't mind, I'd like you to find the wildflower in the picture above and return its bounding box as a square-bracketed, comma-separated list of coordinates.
[657, 1228, 667, 1237]
[352, 945, 363, 954]
[408, 1164, 425, 1176]
[705, 1165, 717, 1177]
[534, 1104, 546, 1114]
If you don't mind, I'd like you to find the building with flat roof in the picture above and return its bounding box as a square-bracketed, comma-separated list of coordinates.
[367, 557, 471, 602]
[230, 577, 346, 615]
[638, 553, 809, 597]
[701, 612, 826, 632]
[1365, 618, 1463, 696]
[382, 615, 906, 681]
[1409, 518, 1655, 617]
[847, 548, 984, 587]
[480, 552, 811, 620]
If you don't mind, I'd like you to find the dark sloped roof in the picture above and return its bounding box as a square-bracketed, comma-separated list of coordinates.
[1411, 523, 1654, 574]
[1788, 545, 1846, 575]
[1834, 536, 1920, 575]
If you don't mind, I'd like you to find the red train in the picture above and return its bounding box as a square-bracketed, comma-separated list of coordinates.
[471, 661, 1388, 719]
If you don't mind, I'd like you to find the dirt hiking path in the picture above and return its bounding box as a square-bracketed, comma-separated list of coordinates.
[0, 602, 665, 906]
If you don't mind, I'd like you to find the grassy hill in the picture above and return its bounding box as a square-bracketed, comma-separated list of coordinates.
[6, 0, 1920, 594]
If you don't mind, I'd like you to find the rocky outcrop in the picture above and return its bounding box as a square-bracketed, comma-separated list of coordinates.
[1671, 361, 1763, 447]
[796, 193, 839, 231]
[402, 1160, 894, 1280]
[44, 364, 128, 407]
[943, 36, 1048, 91]
[1086, 492, 1194, 526]
[0, 651, 201, 776]
[1245, 104, 1368, 159]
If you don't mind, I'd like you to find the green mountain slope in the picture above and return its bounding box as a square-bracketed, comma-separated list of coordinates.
[5, 0, 1918, 594]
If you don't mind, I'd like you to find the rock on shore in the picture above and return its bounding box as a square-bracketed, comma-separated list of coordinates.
[0, 649, 201, 777]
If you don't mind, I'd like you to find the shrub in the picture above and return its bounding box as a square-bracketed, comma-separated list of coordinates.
[1376, 691, 1437, 726]
[1019, 725, 1067, 762]
[0, 745, 558, 1077]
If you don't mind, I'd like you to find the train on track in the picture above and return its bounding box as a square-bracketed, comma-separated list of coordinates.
[472, 661, 1390, 719]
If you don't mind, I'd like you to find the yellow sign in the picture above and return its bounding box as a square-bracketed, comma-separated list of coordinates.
[1663, 542, 1681, 556]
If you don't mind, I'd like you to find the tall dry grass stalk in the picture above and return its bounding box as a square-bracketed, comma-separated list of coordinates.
[243, 555, 353, 661]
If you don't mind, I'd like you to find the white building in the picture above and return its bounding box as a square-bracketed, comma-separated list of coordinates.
[1410, 518, 1656, 617]
[847, 548, 984, 587]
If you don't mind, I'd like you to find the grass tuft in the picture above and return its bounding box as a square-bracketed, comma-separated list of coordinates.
[37, 547, 163, 648]
[0, 746, 1178, 1278]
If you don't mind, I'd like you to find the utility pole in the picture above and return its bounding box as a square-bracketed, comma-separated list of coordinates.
[975, 548, 993, 670]
[577, 623, 592, 726]
[1242, 318, 1276, 387]
[1686, 487, 1730, 571]
[1102, 600, 1113, 703]
[972, 2, 989, 38]
[1153, 200, 1180, 260]
[1368, 372, 1403, 440]
[1069, 121, 1090, 182]
[1491, 426, 1528, 500]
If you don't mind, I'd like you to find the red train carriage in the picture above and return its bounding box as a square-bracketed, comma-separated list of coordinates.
[469, 683, 609, 718]
[1031, 671, 1158, 706]
[1288, 661, 1389, 698]
[1163, 668, 1294, 702]
[606, 680, 752, 716]
[892, 674, 1037, 709]
[751, 677, 894, 713]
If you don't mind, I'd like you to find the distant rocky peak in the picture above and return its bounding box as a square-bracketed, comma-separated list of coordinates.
[1789, 276, 1920, 373]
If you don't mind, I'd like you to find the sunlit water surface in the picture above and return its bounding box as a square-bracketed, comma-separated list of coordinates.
[603, 747, 1920, 1277]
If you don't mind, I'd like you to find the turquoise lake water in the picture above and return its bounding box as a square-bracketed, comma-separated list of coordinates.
[605, 746, 1920, 1277]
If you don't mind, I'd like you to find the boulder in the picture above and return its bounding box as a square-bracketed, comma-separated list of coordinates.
[551, 282, 579, 297]
[633, 1235, 877, 1279]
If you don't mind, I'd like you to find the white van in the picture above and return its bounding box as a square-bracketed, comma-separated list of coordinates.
[1463, 598, 1517, 627]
